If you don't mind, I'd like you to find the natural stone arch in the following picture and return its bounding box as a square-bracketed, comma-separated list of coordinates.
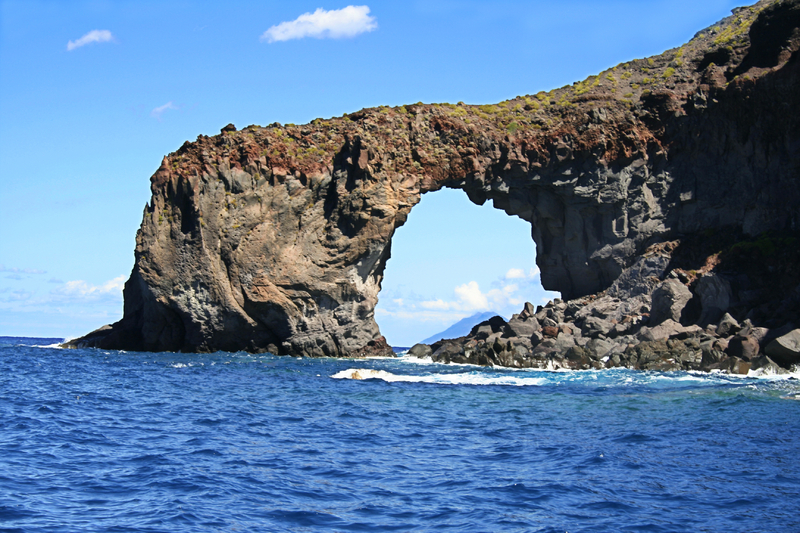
[73, 2, 800, 356]
[88, 105, 667, 358]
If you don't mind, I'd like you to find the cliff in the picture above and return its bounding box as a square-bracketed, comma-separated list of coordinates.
[72, 0, 800, 361]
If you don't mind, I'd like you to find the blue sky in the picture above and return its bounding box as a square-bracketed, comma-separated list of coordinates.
[0, 0, 745, 344]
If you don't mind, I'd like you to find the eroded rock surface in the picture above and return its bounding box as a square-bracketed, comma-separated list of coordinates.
[411, 242, 796, 373]
[71, 0, 800, 360]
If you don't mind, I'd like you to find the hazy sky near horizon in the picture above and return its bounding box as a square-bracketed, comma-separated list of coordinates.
[0, 0, 746, 344]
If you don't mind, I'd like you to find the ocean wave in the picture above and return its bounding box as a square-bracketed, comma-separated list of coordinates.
[331, 368, 547, 386]
[331, 362, 800, 391]
[396, 354, 800, 382]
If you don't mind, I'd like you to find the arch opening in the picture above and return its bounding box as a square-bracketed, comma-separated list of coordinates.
[376, 187, 560, 348]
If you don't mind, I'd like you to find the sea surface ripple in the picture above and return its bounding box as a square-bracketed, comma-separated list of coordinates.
[1, 338, 799, 532]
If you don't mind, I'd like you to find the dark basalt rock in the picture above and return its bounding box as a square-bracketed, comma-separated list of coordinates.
[765, 329, 800, 367]
[410, 234, 800, 373]
[650, 279, 693, 326]
[68, 0, 800, 367]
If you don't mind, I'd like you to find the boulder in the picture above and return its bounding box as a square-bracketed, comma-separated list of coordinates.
[749, 355, 789, 376]
[564, 346, 594, 369]
[638, 319, 702, 342]
[506, 315, 541, 337]
[765, 328, 800, 368]
[715, 313, 740, 337]
[585, 338, 617, 360]
[553, 334, 577, 353]
[677, 344, 703, 368]
[695, 274, 733, 326]
[716, 356, 751, 375]
[606, 255, 670, 299]
[726, 334, 759, 361]
[518, 302, 535, 319]
[650, 279, 693, 326]
[533, 338, 558, 357]
[541, 316, 558, 328]
[408, 343, 432, 359]
[747, 326, 770, 346]
[581, 316, 615, 339]
[470, 315, 509, 340]
[701, 348, 726, 368]
[542, 326, 559, 338]
[431, 342, 465, 364]
[620, 340, 673, 370]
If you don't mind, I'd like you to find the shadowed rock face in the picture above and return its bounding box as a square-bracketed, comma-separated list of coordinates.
[76, 0, 800, 356]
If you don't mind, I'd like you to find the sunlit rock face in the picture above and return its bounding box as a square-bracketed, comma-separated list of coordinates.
[75, 0, 800, 356]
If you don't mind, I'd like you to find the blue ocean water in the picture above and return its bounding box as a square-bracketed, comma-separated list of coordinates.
[1, 338, 799, 532]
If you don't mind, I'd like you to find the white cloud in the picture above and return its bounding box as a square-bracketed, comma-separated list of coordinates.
[505, 267, 540, 280]
[420, 281, 492, 312]
[52, 275, 125, 301]
[0, 264, 46, 274]
[151, 101, 177, 120]
[505, 268, 526, 279]
[454, 281, 489, 311]
[261, 5, 377, 43]
[416, 279, 540, 317]
[420, 299, 452, 311]
[67, 30, 114, 51]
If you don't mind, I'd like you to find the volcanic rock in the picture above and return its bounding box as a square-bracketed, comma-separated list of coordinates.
[696, 274, 733, 326]
[765, 328, 800, 367]
[716, 313, 741, 337]
[650, 279, 693, 326]
[727, 334, 760, 361]
[408, 343, 432, 359]
[69, 0, 800, 364]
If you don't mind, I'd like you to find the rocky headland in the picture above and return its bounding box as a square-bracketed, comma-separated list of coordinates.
[70, 0, 800, 372]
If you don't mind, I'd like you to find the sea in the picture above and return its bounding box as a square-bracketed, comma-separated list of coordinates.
[1, 337, 799, 533]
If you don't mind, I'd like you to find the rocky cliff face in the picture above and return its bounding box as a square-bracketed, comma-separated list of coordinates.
[74, 0, 800, 358]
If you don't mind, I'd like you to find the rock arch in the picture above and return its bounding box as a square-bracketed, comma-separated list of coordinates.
[73, 0, 800, 356]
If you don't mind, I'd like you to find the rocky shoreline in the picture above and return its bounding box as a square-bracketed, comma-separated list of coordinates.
[408, 238, 800, 375]
[66, 0, 800, 361]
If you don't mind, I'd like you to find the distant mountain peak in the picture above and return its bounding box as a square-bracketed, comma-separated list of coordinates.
[421, 311, 501, 345]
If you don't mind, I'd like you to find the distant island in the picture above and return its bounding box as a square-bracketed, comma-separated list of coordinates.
[421, 312, 501, 345]
[69, 0, 800, 374]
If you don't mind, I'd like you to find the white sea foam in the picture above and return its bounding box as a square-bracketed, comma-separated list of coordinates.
[331, 368, 548, 386]
[748, 367, 800, 380]
[169, 361, 205, 369]
[395, 354, 565, 372]
[398, 354, 800, 383]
